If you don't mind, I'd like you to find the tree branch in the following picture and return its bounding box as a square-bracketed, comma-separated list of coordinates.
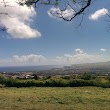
[61, 0, 92, 21]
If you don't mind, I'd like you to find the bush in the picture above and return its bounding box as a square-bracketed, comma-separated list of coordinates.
[0, 75, 110, 88]
[69, 79, 94, 87]
[80, 73, 92, 80]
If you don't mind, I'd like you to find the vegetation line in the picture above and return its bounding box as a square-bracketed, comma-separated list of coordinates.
[0, 73, 110, 88]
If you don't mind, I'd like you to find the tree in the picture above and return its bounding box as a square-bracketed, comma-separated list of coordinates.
[18, 0, 92, 21]
[81, 73, 92, 80]
[1, 0, 110, 31]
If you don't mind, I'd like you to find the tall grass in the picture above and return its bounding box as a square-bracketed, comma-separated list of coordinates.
[0, 87, 110, 110]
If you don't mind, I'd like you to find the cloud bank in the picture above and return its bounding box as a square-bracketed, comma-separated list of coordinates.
[0, 54, 46, 66]
[89, 8, 108, 20]
[0, 0, 41, 39]
[13, 54, 46, 63]
[0, 49, 108, 66]
[54, 49, 108, 65]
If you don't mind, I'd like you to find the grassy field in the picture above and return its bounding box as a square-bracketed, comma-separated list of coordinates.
[0, 87, 110, 110]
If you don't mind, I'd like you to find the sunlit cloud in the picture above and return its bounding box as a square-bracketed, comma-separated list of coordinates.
[54, 49, 108, 65]
[0, 0, 41, 39]
[0, 49, 109, 66]
[89, 8, 108, 20]
[100, 48, 107, 52]
[75, 48, 83, 54]
[47, 6, 75, 20]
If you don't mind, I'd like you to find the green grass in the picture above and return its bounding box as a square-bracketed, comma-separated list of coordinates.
[0, 87, 110, 110]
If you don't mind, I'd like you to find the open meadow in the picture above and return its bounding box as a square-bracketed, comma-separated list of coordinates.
[0, 87, 110, 110]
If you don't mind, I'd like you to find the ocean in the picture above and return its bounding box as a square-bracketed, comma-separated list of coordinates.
[0, 65, 63, 72]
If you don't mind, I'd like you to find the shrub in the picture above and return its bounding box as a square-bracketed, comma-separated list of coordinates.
[69, 79, 94, 87]
[80, 73, 92, 80]
[0, 75, 110, 88]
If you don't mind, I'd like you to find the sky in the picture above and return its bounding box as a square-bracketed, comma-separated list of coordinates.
[0, 0, 110, 67]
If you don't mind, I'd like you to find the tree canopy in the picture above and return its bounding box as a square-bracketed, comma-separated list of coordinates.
[1, 0, 110, 31]
[18, 0, 92, 21]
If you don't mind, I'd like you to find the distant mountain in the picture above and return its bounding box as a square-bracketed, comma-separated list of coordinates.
[36, 61, 110, 76]
[71, 61, 110, 69]
[63, 61, 110, 73]
[1, 61, 110, 75]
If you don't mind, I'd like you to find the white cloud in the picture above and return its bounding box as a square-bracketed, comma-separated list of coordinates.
[13, 54, 46, 63]
[47, 6, 75, 20]
[100, 48, 107, 52]
[54, 49, 108, 65]
[75, 48, 83, 54]
[0, 49, 109, 66]
[47, 7, 60, 19]
[0, 54, 46, 66]
[89, 8, 108, 20]
[0, 0, 41, 39]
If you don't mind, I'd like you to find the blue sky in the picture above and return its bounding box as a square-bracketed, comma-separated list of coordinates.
[0, 0, 110, 66]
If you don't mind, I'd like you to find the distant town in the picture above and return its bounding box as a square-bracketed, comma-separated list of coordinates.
[0, 61, 110, 80]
